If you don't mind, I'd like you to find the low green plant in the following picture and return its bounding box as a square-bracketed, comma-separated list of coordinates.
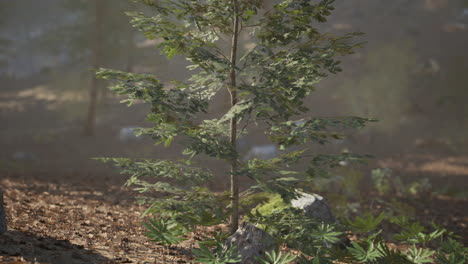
[371, 168, 394, 195]
[368, 240, 413, 264]
[385, 198, 416, 219]
[143, 215, 187, 246]
[371, 168, 433, 197]
[406, 246, 435, 264]
[407, 178, 432, 196]
[392, 216, 446, 247]
[192, 242, 242, 264]
[346, 211, 385, 233]
[347, 240, 382, 262]
[258, 250, 297, 264]
[334, 167, 364, 197]
[435, 238, 467, 264]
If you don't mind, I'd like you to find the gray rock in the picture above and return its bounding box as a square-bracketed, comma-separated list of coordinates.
[118, 127, 141, 141]
[292, 193, 350, 248]
[291, 192, 336, 223]
[244, 144, 278, 161]
[13, 151, 38, 161]
[0, 190, 7, 234]
[243, 144, 278, 161]
[225, 223, 276, 264]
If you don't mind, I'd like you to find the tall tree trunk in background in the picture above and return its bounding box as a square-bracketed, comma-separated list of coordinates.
[84, 0, 104, 136]
[126, 25, 135, 73]
[229, 0, 240, 235]
[0, 190, 7, 233]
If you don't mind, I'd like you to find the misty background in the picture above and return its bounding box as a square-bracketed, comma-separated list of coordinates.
[1, 0, 467, 193]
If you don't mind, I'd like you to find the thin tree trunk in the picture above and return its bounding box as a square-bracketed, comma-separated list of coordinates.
[0, 190, 7, 233]
[126, 25, 135, 73]
[84, 0, 104, 136]
[229, 0, 240, 235]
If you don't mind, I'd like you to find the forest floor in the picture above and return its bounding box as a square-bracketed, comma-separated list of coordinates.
[0, 153, 467, 264]
[0, 1, 467, 262]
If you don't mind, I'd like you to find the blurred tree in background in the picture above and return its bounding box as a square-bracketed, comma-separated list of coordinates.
[338, 41, 416, 137]
[0, 1, 16, 71]
[44, 0, 139, 135]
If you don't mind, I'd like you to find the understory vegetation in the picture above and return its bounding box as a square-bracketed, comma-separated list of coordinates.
[97, 0, 467, 263]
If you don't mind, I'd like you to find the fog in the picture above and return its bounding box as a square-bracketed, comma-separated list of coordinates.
[1, 0, 467, 192]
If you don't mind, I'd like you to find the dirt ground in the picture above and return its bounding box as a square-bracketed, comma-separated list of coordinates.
[0, 177, 192, 264]
[0, 155, 467, 264]
[1, 0, 467, 263]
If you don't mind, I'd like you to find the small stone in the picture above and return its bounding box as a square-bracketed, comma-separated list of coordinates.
[225, 223, 276, 264]
[291, 192, 336, 223]
[12, 151, 38, 161]
[118, 127, 141, 141]
[292, 192, 351, 248]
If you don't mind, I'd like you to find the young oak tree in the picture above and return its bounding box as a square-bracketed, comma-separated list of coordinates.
[98, 0, 372, 241]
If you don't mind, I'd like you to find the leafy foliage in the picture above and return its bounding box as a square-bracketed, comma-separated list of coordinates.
[392, 216, 446, 246]
[143, 215, 187, 246]
[192, 242, 242, 264]
[347, 240, 382, 262]
[257, 250, 297, 264]
[346, 212, 385, 233]
[371, 168, 433, 197]
[405, 246, 435, 264]
[435, 239, 467, 264]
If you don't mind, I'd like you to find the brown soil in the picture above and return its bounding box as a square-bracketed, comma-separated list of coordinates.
[0, 154, 467, 263]
[1, 0, 467, 263]
[0, 178, 197, 264]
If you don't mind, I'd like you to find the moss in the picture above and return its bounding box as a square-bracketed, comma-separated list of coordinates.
[249, 193, 291, 217]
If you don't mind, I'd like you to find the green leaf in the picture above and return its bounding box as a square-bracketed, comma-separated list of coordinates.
[346, 212, 385, 233]
[143, 216, 186, 246]
[193, 242, 242, 264]
[347, 241, 382, 262]
[258, 250, 297, 264]
[405, 246, 435, 264]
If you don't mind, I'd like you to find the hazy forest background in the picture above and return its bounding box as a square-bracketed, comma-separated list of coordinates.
[0, 0, 467, 263]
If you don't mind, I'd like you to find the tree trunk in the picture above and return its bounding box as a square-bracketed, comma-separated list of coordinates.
[229, 0, 240, 235]
[0, 190, 7, 234]
[126, 25, 135, 73]
[84, 0, 104, 136]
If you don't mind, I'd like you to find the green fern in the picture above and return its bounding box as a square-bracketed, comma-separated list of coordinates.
[393, 216, 445, 246]
[367, 240, 413, 264]
[347, 241, 382, 262]
[192, 242, 242, 264]
[258, 250, 297, 264]
[436, 239, 467, 264]
[347, 212, 385, 233]
[405, 246, 435, 264]
[310, 224, 342, 245]
[143, 216, 186, 246]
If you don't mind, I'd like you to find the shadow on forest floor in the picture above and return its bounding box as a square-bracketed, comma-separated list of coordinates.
[0, 230, 113, 264]
[0, 178, 193, 264]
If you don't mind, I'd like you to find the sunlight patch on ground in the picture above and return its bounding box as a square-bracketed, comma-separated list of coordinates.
[418, 157, 468, 176]
[17, 86, 58, 101]
[0, 101, 26, 112]
[17, 85, 87, 103]
[0, 85, 90, 113]
[424, 0, 448, 11]
[379, 155, 468, 176]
